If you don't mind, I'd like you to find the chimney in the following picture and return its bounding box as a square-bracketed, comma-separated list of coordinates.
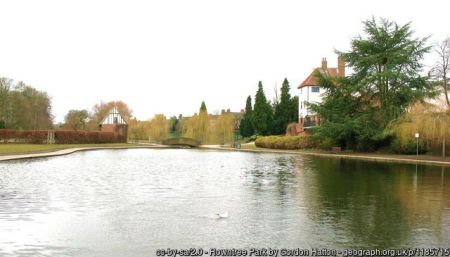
[338, 55, 345, 77]
[321, 58, 327, 70]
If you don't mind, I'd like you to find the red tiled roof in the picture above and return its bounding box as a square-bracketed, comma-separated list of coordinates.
[298, 68, 339, 89]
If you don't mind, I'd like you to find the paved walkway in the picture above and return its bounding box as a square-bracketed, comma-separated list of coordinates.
[0, 145, 168, 162]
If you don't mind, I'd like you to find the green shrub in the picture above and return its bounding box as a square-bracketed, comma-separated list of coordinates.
[255, 135, 314, 150]
[317, 137, 336, 150]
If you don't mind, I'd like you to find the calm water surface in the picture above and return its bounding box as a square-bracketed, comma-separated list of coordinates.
[0, 149, 449, 256]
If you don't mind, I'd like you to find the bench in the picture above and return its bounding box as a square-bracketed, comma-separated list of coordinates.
[331, 147, 342, 153]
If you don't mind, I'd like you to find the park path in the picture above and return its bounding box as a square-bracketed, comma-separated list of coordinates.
[0, 147, 91, 161]
[0, 145, 168, 162]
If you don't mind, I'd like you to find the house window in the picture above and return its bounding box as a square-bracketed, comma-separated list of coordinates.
[311, 86, 320, 93]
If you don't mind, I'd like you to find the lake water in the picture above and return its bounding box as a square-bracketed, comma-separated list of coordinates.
[0, 149, 449, 256]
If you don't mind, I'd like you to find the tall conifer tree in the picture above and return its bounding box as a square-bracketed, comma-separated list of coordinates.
[273, 78, 298, 134]
[252, 81, 273, 135]
[239, 96, 254, 137]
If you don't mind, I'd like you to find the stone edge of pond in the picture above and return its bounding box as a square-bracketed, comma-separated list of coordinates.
[1, 144, 449, 167]
[0, 145, 175, 162]
[199, 145, 450, 167]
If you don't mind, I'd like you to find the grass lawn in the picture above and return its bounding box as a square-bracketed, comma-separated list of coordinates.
[0, 143, 136, 155]
[240, 143, 258, 150]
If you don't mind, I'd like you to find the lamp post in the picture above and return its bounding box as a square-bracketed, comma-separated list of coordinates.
[415, 132, 420, 156]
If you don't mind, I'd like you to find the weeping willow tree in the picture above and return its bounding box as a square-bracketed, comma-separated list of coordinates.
[182, 114, 201, 143]
[182, 112, 235, 145]
[391, 101, 450, 158]
[148, 114, 169, 142]
[182, 102, 209, 144]
[210, 112, 235, 145]
[128, 118, 150, 142]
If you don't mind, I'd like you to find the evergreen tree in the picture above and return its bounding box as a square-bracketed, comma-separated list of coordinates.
[339, 17, 434, 127]
[290, 96, 299, 123]
[200, 101, 207, 113]
[252, 81, 273, 135]
[197, 101, 209, 143]
[169, 116, 180, 137]
[273, 78, 298, 134]
[239, 96, 254, 137]
[311, 17, 435, 151]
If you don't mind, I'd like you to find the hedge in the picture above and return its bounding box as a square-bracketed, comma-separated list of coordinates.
[255, 135, 314, 150]
[0, 129, 48, 143]
[0, 129, 14, 142]
[54, 130, 122, 144]
[0, 129, 124, 144]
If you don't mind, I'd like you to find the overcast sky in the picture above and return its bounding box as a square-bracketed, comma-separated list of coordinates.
[1, 0, 448, 122]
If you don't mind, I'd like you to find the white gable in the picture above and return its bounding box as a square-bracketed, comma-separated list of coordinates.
[101, 107, 127, 125]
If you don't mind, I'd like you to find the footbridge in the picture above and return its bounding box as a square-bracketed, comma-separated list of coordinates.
[161, 137, 200, 147]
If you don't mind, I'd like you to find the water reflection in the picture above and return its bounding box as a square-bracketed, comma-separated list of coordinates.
[302, 157, 450, 248]
[0, 149, 449, 256]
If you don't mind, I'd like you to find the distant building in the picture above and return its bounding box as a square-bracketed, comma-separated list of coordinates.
[100, 106, 128, 142]
[297, 56, 345, 133]
[208, 109, 244, 131]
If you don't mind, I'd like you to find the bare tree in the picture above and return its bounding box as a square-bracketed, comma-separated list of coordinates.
[272, 82, 279, 107]
[432, 37, 450, 110]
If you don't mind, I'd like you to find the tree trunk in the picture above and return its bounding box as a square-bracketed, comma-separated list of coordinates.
[443, 137, 446, 160]
[444, 84, 450, 110]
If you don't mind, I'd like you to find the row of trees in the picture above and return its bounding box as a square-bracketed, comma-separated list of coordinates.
[128, 102, 237, 144]
[181, 102, 236, 144]
[65, 101, 175, 143]
[63, 101, 133, 131]
[0, 78, 53, 130]
[128, 114, 170, 142]
[240, 78, 298, 137]
[309, 17, 449, 154]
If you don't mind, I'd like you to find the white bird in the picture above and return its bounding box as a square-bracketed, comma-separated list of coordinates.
[215, 211, 229, 219]
[262, 179, 271, 185]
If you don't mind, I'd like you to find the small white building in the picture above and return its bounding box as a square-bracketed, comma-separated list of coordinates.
[297, 56, 345, 133]
[101, 107, 127, 125]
